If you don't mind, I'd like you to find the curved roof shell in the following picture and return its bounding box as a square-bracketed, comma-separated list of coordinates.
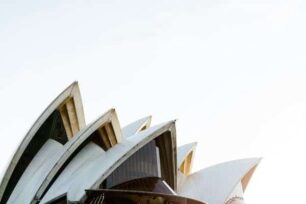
[0, 82, 85, 204]
[177, 158, 261, 204]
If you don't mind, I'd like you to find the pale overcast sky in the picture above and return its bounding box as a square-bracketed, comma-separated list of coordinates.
[1, 0, 306, 203]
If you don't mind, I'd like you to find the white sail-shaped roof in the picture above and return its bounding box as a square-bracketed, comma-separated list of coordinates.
[177, 158, 261, 204]
[122, 116, 152, 137]
[177, 142, 197, 168]
[0, 82, 85, 204]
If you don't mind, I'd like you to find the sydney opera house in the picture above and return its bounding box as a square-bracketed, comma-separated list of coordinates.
[0, 82, 260, 204]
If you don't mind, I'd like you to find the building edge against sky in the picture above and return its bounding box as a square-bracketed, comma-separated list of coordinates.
[0, 81, 261, 204]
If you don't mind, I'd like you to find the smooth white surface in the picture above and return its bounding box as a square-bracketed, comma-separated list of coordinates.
[178, 158, 260, 204]
[177, 171, 187, 190]
[7, 139, 64, 204]
[40, 142, 105, 203]
[122, 116, 151, 137]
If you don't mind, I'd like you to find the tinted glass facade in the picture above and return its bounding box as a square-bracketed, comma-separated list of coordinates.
[103, 140, 161, 188]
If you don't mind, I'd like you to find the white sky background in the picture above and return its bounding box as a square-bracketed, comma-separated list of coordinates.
[0, 0, 306, 203]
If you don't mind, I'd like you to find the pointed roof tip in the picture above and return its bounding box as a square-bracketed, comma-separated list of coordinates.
[61, 81, 79, 93]
[70, 81, 79, 89]
[178, 142, 197, 149]
[139, 115, 152, 125]
[100, 108, 117, 118]
[67, 81, 80, 96]
[145, 119, 176, 133]
[247, 157, 262, 162]
[168, 119, 177, 126]
[226, 157, 262, 165]
[157, 119, 176, 126]
[254, 157, 263, 164]
[138, 115, 152, 126]
[189, 141, 198, 146]
[229, 157, 263, 168]
[109, 108, 118, 115]
[100, 107, 116, 114]
[72, 80, 79, 85]
[146, 115, 152, 121]
[164, 119, 177, 130]
[130, 115, 152, 123]
[137, 115, 151, 119]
